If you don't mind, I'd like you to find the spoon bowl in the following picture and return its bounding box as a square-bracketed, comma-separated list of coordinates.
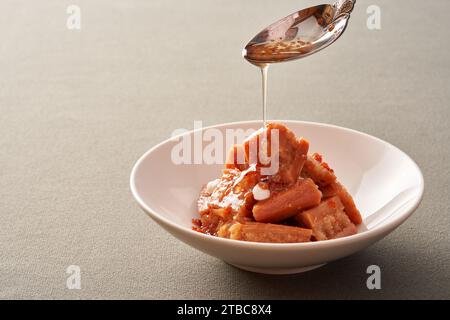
[243, 0, 356, 64]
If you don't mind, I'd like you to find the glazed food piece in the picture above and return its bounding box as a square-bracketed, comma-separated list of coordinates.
[319, 182, 362, 225]
[194, 122, 362, 243]
[301, 153, 336, 187]
[296, 196, 357, 241]
[302, 152, 362, 225]
[243, 123, 309, 185]
[195, 168, 259, 235]
[225, 144, 248, 171]
[220, 222, 312, 243]
[252, 178, 321, 223]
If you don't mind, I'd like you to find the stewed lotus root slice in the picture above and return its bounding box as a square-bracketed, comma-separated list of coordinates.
[225, 144, 248, 171]
[252, 178, 322, 223]
[301, 152, 362, 225]
[319, 182, 362, 225]
[301, 153, 336, 187]
[243, 123, 309, 185]
[296, 196, 357, 241]
[196, 168, 259, 235]
[219, 222, 312, 243]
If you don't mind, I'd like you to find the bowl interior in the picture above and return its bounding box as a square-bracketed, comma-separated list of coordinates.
[131, 121, 423, 235]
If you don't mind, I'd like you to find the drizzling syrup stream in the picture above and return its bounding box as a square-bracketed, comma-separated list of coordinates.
[260, 64, 269, 126]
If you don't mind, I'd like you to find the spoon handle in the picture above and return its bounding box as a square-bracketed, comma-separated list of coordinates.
[333, 0, 356, 17]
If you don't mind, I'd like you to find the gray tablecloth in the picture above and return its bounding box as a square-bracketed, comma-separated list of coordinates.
[1, 0, 449, 299]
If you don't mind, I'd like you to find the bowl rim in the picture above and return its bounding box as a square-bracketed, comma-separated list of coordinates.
[130, 120, 424, 250]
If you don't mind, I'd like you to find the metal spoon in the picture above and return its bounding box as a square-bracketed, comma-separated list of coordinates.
[243, 0, 356, 64]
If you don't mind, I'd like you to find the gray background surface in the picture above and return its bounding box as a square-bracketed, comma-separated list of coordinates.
[0, 0, 449, 299]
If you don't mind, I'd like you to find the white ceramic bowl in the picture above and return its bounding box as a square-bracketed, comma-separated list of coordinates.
[130, 121, 424, 274]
